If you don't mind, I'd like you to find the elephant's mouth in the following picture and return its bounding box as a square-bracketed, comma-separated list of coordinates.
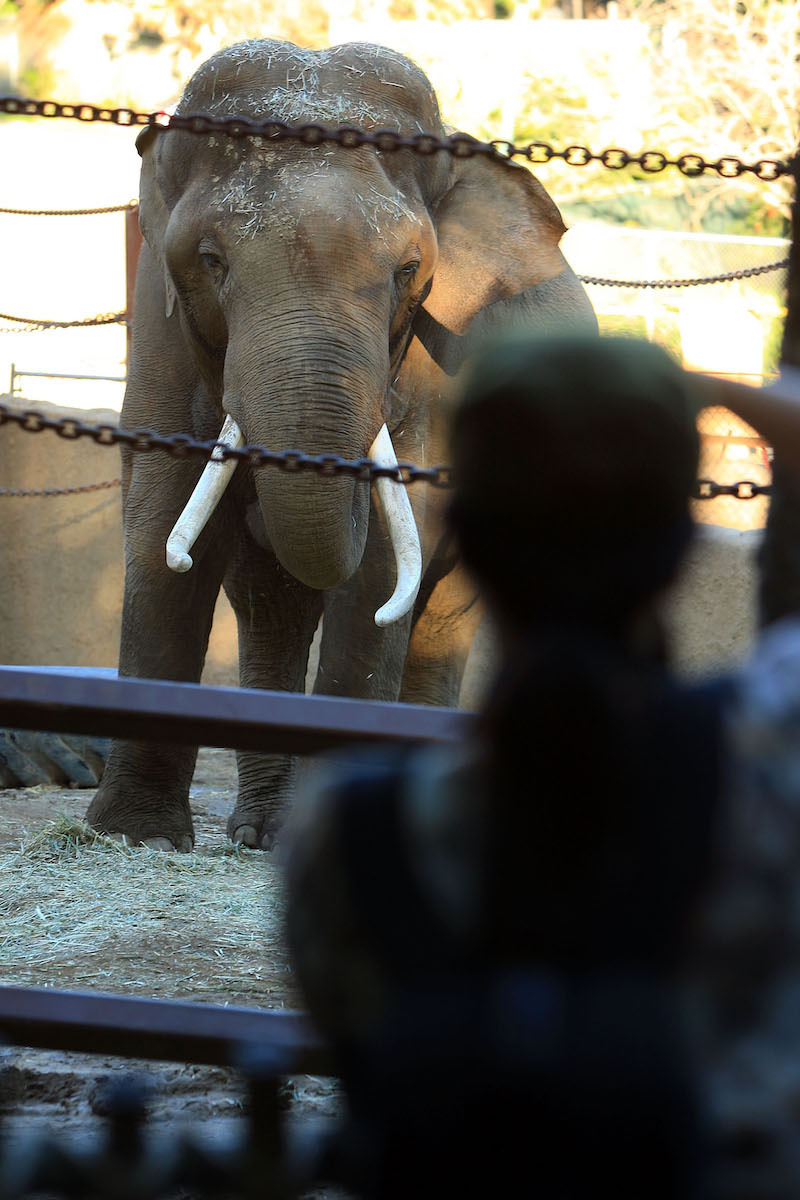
[165, 415, 422, 627]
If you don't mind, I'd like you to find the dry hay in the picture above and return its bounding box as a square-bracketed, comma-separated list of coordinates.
[0, 755, 345, 1167]
[0, 755, 299, 1011]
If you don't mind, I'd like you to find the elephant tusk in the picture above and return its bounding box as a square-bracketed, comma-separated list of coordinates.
[165, 417, 422, 621]
[370, 423, 422, 627]
[166, 413, 244, 572]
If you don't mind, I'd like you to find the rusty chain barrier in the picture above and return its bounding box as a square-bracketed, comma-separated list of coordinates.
[0, 100, 789, 323]
[0, 400, 772, 498]
[0, 308, 126, 328]
[577, 258, 789, 289]
[0, 95, 793, 179]
[0, 478, 120, 497]
[0, 200, 137, 216]
[0, 95, 788, 496]
[0, 400, 452, 487]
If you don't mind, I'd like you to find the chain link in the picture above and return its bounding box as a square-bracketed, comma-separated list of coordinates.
[693, 479, 772, 499]
[0, 96, 792, 180]
[0, 478, 120, 497]
[0, 201, 137, 216]
[578, 258, 790, 289]
[0, 310, 126, 329]
[0, 402, 773, 497]
[0, 402, 453, 487]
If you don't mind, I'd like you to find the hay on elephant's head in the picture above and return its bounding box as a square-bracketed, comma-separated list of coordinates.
[0, 811, 297, 1009]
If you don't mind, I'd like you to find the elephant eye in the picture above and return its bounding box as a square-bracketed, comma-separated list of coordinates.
[395, 261, 419, 288]
[200, 252, 223, 273]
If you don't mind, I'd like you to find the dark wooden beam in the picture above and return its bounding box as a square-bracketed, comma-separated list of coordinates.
[0, 984, 329, 1073]
[0, 667, 472, 755]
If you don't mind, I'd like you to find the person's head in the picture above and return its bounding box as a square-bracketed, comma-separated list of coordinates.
[447, 334, 700, 636]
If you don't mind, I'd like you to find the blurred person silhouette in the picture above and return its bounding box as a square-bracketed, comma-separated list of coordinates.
[287, 335, 800, 1200]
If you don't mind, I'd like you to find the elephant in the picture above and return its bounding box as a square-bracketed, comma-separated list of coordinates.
[86, 38, 596, 851]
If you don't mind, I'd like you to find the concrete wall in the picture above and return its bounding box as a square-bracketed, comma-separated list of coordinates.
[0, 397, 238, 685]
[663, 523, 761, 678]
[0, 399, 123, 670]
[0, 397, 763, 699]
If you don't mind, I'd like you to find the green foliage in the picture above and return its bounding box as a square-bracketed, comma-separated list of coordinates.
[561, 179, 789, 239]
[763, 315, 784, 377]
[599, 314, 683, 362]
[17, 63, 56, 98]
[130, 24, 165, 49]
[500, 0, 797, 236]
[514, 77, 591, 146]
[598, 314, 649, 338]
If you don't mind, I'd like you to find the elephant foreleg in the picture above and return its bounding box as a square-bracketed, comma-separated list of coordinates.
[314, 502, 414, 701]
[400, 559, 484, 708]
[86, 465, 232, 849]
[223, 538, 324, 850]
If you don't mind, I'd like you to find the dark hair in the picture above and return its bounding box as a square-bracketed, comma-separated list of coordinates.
[447, 336, 705, 961]
[448, 334, 700, 629]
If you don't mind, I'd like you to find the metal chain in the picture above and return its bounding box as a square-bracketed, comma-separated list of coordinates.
[0, 322, 49, 333]
[0, 478, 120, 497]
[693, 479, 771, 499]
[0, 96, 791, 180]
[578, 258, 789, 289]
[0, 201, 137, 216]
[0, 310, 126, 329]
[0, 402, 773, 497]
[0, 402, 452, 487]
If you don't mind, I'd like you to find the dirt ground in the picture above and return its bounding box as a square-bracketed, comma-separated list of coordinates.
[0, 748, 343, 1181]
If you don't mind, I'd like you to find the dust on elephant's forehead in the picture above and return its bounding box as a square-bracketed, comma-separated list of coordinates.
[177, 40, 441, 131]
[213, 146, 423, 243]
[177, 41, 433, 244]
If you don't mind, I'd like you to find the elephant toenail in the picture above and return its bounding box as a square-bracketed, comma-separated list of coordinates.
[142, 836, 177, 851]
[233, 824, 258, 847]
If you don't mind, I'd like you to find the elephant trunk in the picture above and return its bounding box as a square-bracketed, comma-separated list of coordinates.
[166, 318, 423, 617]
[225, 324, 378, 590]
[250, 436, 369, 591]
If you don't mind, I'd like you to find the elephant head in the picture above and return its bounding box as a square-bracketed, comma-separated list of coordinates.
[135, 40, 594, 603]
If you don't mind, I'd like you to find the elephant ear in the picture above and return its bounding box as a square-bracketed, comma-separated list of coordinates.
[413, 156, 569, 376]
[135, 126, 177, 319]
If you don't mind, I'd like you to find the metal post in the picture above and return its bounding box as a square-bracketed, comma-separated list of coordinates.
[759, 150, 800, 625]
[124, 205, 142, 369]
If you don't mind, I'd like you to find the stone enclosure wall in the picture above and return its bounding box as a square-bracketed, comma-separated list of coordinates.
[0, 397, 762, 700]
[0, 398, 238, 687]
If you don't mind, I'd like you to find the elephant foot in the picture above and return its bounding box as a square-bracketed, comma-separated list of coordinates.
[227, 805, 284, 852]
[105, 831, 193, 853]
[86, 788, 195, 852]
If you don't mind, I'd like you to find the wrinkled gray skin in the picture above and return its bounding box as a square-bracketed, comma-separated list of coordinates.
[86, 39, 596, 850]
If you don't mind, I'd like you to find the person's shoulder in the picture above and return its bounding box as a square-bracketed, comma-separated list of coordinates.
[285, 742, 481, 861]
[728, 616, 800, 741]
[709, 617, 800, 872]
